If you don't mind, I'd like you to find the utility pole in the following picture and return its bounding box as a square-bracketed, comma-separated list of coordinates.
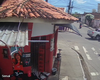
[70, 0, 74, 14]
[46, 0, 48, 2]
[68, 0, 71, 14]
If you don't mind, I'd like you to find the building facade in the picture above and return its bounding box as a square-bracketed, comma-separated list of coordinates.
[98, 3, 100, 13]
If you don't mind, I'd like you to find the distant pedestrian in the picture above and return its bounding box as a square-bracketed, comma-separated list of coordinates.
[65, 26, 69, 31]
[95, 27, 98, 31]
[67, 27, 69, 31]
[79, 23, 82, 29]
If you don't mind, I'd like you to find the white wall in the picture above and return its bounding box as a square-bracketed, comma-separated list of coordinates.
[32, 23, 54, 37]
[81, 15, 85, 23]
[93, 20, 100, 28]
[98, 3, 100, 13]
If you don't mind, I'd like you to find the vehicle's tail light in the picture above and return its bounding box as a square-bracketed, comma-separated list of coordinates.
[92, 32, 94, 34]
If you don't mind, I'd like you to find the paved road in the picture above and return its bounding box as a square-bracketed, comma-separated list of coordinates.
[59, 22, 100, 80]
[58, 32, 84, 80]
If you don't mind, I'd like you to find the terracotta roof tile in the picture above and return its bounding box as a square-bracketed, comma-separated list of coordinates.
[58, 8, 65, 12]
[0, 0, 78, 20]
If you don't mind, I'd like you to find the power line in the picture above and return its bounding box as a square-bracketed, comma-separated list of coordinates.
[75, 4, 97, 8]
[61, 0, 69, 3]
[50, 0, 97, 7]
[50, 0, 60, 4]
[73, 7, 92, 12]
[51, 0, 68, 4]
[68, 0, 72, 14]
[74, 7, 92, 11]
[53, 5, 67, 7]
[49, 0, 68, 5]
[74, 6, 94, 10]
[49, 0, 98, 13]
[74, 5, 97, 10]
[46, 0, 48, 2]
[53, 5, 93, 13]
[85, 2, 97, 5]
[53, 4, 95, 11]
[70, 0, 74, 13]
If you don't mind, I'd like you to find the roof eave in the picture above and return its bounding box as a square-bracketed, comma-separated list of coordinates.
[0, 17, 75, 24]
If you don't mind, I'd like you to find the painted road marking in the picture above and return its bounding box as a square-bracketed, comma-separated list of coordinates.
[83, 46, 92, 60]
[62, 76, 68, 80]
[77, 53, 86, 80]
[83, 46, 88, 53]
[94, 52, 98, 55]
[91, 72, 99, 76]
[86, 54, 92, 60]
[91, 47, 98, 55]
[74, 46, 79, 51]
[91, 47, 95, 51]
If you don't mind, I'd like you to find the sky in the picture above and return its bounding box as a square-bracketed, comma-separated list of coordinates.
[46, 0, 100, 14]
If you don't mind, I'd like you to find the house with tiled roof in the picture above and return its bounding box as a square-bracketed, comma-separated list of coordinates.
[91, 13, 100, 28]
[81, 13, 100, 28]
[58, 7, 66, 12]
[0, 0, 77, 80]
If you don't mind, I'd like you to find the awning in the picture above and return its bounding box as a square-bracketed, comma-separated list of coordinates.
[55, 24, 82, 37]
[0, 23, 28, 47]
[69, 24, 82, 37]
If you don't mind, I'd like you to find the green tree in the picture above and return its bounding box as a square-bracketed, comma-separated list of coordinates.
[72, 14, 79, 18]
[72, 12, 80, 18]
[85, 14, 94, 26]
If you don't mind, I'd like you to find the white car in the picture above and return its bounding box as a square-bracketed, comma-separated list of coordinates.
[87, 29, 100, 40]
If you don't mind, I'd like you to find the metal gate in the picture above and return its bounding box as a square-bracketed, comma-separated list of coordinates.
[31, 36, 47, 76]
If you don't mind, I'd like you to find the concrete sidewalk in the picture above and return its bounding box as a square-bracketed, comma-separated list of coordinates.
[83, 24, 95, 30]
[58, 34, 84, 80]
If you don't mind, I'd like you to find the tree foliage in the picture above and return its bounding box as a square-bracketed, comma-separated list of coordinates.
[85, 14, 94, 26]
[72, 14, 80, 18]
[72, 12, 80, 18]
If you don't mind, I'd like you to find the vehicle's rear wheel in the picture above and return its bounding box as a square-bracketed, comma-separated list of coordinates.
[95, 35, 100, 40]
[91, 36, 95, 40]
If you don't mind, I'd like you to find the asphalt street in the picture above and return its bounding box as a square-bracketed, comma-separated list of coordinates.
[59, 22, 100, 80]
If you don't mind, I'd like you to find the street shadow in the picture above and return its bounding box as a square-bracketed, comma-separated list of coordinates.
[58, 31, 66, 32]
[85, 37, 96, 41]
[67, 31, 81, 36]
[83, 25, 95, 30]
[83, 25, 88, 27]
[98, 40, 100, 42]
[85, 37, 100, 42]
[68, 31, 77, 34]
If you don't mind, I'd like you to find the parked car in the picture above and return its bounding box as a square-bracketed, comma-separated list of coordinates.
[87, 29, 100, 40]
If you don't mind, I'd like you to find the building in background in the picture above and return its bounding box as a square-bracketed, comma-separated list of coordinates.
[80, 12, 100, 28]
[92, 9, 96, 13]
[58, 7, 66, 12]
[98, 3, 100, 13]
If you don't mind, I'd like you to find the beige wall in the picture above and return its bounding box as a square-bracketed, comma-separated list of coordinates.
[93, 20, 100, 28]
[32, 23, 54, 37]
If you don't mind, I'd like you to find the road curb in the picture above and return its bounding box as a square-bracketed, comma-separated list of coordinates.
[71, 48, 91, 80]
[83, 24, 95, 30]
[88, 27, 94, 30]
